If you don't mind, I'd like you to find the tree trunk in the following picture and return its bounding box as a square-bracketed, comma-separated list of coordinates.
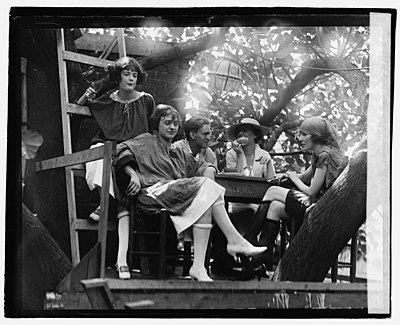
[273, 150, 367, 282]
[138, 27, 228, 70]
[17, 204, 71, 311]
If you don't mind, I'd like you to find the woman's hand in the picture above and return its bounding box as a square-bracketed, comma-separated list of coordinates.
[84, 87, 96, 100]
[274, 172, 289, 180]
[256, 155, 269, 165]
[286, 171, 300, 182]
[231, 140, 243, 155]
[76, 87, 96, 105]
[126, 172, 141, 197]
[202, 166, 216, 180]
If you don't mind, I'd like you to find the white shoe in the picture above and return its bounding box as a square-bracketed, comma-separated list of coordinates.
[88, 206, 100, 223]
[189, 267, 213, 282]
[117, 265, 131, 280]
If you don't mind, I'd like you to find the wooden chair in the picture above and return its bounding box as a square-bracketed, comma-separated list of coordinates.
[330, 231, 358, 282]
[129, 203, 193, 279]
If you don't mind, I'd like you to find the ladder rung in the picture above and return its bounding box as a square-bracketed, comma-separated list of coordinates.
[62, 49, 112, 68]
[67, 103, 92, 117]
[75, 219, 117, 231]
[337, 263, 354, 268]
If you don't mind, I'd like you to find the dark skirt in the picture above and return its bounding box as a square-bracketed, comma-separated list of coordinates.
[285, 189, 311, 221]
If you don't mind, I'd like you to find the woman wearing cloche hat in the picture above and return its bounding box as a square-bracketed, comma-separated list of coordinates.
[211, 117, 276, 277]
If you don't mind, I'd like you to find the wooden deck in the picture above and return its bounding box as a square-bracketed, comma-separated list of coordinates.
[44, 265, 368, 311]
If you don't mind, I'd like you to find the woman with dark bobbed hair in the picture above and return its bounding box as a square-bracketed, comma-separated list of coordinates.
[76, 56, 155, 279]
[113, 104, 268, 281]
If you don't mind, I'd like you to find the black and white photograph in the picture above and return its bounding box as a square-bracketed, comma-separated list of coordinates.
[4, 3, 395, 319]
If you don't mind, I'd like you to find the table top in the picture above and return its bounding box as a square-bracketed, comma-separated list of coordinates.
[214, 173, 273, 203]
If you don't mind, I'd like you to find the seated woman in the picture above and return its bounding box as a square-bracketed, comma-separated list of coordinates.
[113, 104, 267, 282]
[225, 117, 276, 234]
[241, 116, 344, 278]
[211, 118, 276, 276]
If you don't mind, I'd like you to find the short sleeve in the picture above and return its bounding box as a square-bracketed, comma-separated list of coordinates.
[315, 151, 340, 189]
[225, 149, 237, 169]
[315, 151, 330, 168]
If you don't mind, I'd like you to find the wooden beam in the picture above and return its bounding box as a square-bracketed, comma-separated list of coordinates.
[63, 50, 112, 68]
[67, 103, 92, 117]
[116, 28, 126, 58]
[75, 32, 174, 57]
[75, 219, 117, 232]
[81, 279, 115, 310]
[35, 145, 107, 171]
[98, 141, 115, 278]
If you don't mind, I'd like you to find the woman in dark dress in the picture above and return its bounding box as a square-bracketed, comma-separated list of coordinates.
[76, 56, 155, 279]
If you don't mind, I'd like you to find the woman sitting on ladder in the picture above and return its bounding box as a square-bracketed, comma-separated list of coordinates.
[76, 56, 155, 279]
[113, 104, 267, 282]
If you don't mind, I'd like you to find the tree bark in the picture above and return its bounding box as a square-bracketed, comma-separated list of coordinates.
[18, 204, 72, 311]
[138, 27, 228, 71]
[273, 150, 367, 282]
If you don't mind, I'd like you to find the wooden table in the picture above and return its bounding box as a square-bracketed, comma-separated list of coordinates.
[214, 173, 273, 203]
[214, 173, 292, 258]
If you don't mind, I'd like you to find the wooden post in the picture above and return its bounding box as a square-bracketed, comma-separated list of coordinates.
[116, 28, 126, 58]
[56, 28, 80, 266]
[98, 141, 115, 279]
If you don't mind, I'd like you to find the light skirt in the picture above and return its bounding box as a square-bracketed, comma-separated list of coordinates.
[85, 143, 115, 197]
[170, 178, 225, 237]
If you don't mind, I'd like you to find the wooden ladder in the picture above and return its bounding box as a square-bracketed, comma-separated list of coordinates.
[36, 28, 127, 290]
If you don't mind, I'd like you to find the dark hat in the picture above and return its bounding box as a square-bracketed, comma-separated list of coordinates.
[227, 118, 269, 142]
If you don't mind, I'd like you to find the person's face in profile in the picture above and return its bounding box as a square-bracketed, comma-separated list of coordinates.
[298, 131, 314, 151]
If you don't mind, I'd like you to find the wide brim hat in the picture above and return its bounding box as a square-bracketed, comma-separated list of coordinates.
[227, 117, 269, 142]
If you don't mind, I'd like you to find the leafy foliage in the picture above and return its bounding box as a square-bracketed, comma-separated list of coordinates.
[84, 26, 369, 173]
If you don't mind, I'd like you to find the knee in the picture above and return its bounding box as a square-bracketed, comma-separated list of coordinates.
[263, 186, 280, 201]
[267, 201, 285, 219]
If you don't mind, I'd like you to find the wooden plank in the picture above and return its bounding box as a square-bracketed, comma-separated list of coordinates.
[67, 103, 92, 117]
[62, 49, 112, 68]
[35, 145, 107, 171]
[116, 28, 127, 58]
[57, 243, 101, 293]
[107, 279, 367, 292]
[98, 141, 115, 278]
[125, 300, 155, 309]
[75, 32, 174, 57]
[46, 280, 368, 310]
[81, 279, 115, 310]
[57, 29, 80, 266]
[75, 219, 117, 232]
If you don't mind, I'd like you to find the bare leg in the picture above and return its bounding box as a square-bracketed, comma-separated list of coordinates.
[262, 186, 290, 205]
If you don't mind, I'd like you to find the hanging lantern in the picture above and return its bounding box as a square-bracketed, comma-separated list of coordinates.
[209, 59, 242, 93]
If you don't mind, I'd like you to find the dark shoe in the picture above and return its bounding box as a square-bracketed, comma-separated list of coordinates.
[232, 265, 269, 281]
[240, 249, 273, 277]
